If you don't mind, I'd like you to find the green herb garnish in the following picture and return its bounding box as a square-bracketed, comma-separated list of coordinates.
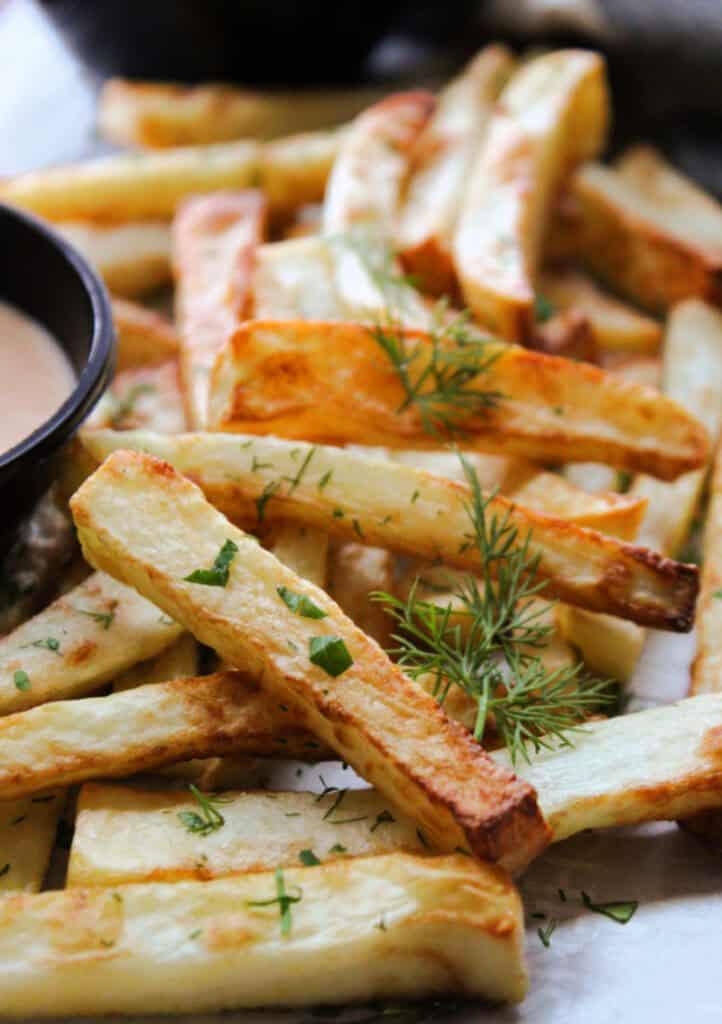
[184, 539, 238, 587]
[581, 892, 638, 924]
[309, 636, 353, 677]
[534, 293, 556, 323]
[370, 810, 395, 832]
[537, 918, 557, 947]
[177, 785, 232, 836]
[73, 604, 117, 630]
[256, 480, 280, 522]
[13, 670, 30, 691]
[246, 867, 301, 936]
[299, 849, 321, 866]
[277, 586, 327, 620]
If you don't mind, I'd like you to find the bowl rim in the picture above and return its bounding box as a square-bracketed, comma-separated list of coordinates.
[0, 202, 115, 471]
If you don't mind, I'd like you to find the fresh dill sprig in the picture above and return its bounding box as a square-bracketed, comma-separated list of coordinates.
[246, 867, 302, 936]
[372, 303, 503, 438]
[375, 454, 614, 765]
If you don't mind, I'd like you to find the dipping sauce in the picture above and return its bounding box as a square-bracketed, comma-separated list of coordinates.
[0, 300, 75, 455]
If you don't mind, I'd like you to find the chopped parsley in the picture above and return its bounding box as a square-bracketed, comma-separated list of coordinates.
[282, 447, 316, 495]
[299, 849, 321, 867]
[309, 636, 353, 677]
[318, 470, 333, 491]
[256, 480, 280, 522]
[329, 843, 347, 854]
[73, 605, 117, 630]
[277, 586, 327, 620]
[22, 637, 60, 654]
[13, 670, 30, 691]
[537, 919, 557, 947]
[184, 539, 238, 587]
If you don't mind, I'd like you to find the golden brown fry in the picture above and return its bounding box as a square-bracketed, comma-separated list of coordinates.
[0, 792, 64, 892]
[0, 673, 328, 799]
[111, 298, 179, 371]
[453, 50, 609, 340]
[692, 440, 722, 696]
[397, 45, 514, 294]
[327, 541, 396, 649]
[208, 319, 707, 480]
[173, 191, 266, 428]
[555, 606, 645, 684]
[111, 632, 200, 692]
[98, 78, 382, 147]
[0, 853, 527, 1014]
[565, 153, 722, 313]
[55, 220, 172, 298]
[77, 432, 696, 629]
[71, 450, 550, 868]
[539, 268, 662, 354]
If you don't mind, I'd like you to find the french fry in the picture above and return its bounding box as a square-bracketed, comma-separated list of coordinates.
[68, 784, 425, 887]
[173, 191, 266, 428]
[0, 673, 330, 798]
[74, 431, 697, 628]
[528, 307, 597, 361]
[71, 691, 722, 882]
[207, 319, 707, 480]
[565, 152, 722, 312]
[0, 791, 64, 892]
[86, 360, 187, 434]
[630, 301, 722, 557]
[493, 694, 722, 842]
[98, 78, 382, 147]
[0, 571, 183, 715]
[55, 220, 172, 298]
[322, 92, 435, 237]
[267, 524, 328, 588]
[2, 131, 338, 225]
[453, 50, 609, 340]
[111, 298, 179, 371]
[251, 237, 346, 319]
[71, 450, 550, 868]
[691, 441, 722, 696]
[111, 632, 200, 692]
[0, 853, 527, 1014]
[396, 45, 514, 295]
[555, 606, 645, 684]
[327, 541, 396, 648]
[539, 268, 662, 354]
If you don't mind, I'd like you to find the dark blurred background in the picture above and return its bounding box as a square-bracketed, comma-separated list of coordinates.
[1, 0, 721, 195]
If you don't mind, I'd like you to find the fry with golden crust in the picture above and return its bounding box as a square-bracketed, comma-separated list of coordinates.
[0, 672, 328, 798]
[70, 450, 550, 869]
[538, 268, 662, 354]
[75, 430, 697, 629]
[173, 191, 266, 427]
[453, 50, 609, 340]
[564, 150, 722, 312]
[207, 319, 707, 480]
[397, 45, 514, 295]
[0, 792, 64, 892]
[0, 853, 527, 1014]
[111, 299, 179, 371]
[0, 571, 182, 715]
[55, 220, 172, 298]
[98, 78, 382, 147]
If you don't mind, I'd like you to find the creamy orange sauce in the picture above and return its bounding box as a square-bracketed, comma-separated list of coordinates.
[0, 300, 75, 455]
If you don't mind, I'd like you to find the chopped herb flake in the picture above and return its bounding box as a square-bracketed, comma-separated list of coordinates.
[256, 480, 280, 522]
[537, 919, 557, 947]
[277, 585, 327, 620]
[581, 892, 638, 924]
[309, 636, 353, 677]
[299, 849, 321, 866]
[246, 867, 301, 936]
[13, 670, 30, 691]
[177, 785, 232, 836]
[370, 810, 395, 832]
[184, 539, 238, 587]
[318, 470, 333, 491]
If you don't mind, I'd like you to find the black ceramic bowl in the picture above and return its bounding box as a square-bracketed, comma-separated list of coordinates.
[0, 203, 115, 549]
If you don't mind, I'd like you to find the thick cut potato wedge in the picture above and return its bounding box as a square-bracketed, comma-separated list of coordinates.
[207, 320, 707, 480]
[111, 298, 179, 371]
[0, 571, 182, 715]
[98, 78, 381, 147]
[691, 441, 722, 696]
[71, 451, 549, 869]
[173, 191, 266, 428]
[630, 301, 722, 557]
[0, 672, 330, 798]
[75, 431, 698, 629]
[538, 269, 662, 354]
[453, 50, 609, 340]
[322, 91, 435, 237]
[252, 237, 346, 319]
[0, 791, 64, 892]
[86, 360, 187, 434]
[493, 694, 722, 842]
[68, 785, 425, 887]
[565, 154, 722, 312]
[397, 45, 514, 295]
[55, 220, 172, 298]
[111, 632, 200, 692]
[0, 853, 527, 1014]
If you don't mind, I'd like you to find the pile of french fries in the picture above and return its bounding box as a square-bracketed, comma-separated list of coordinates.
[1, 43, 722, 1017]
